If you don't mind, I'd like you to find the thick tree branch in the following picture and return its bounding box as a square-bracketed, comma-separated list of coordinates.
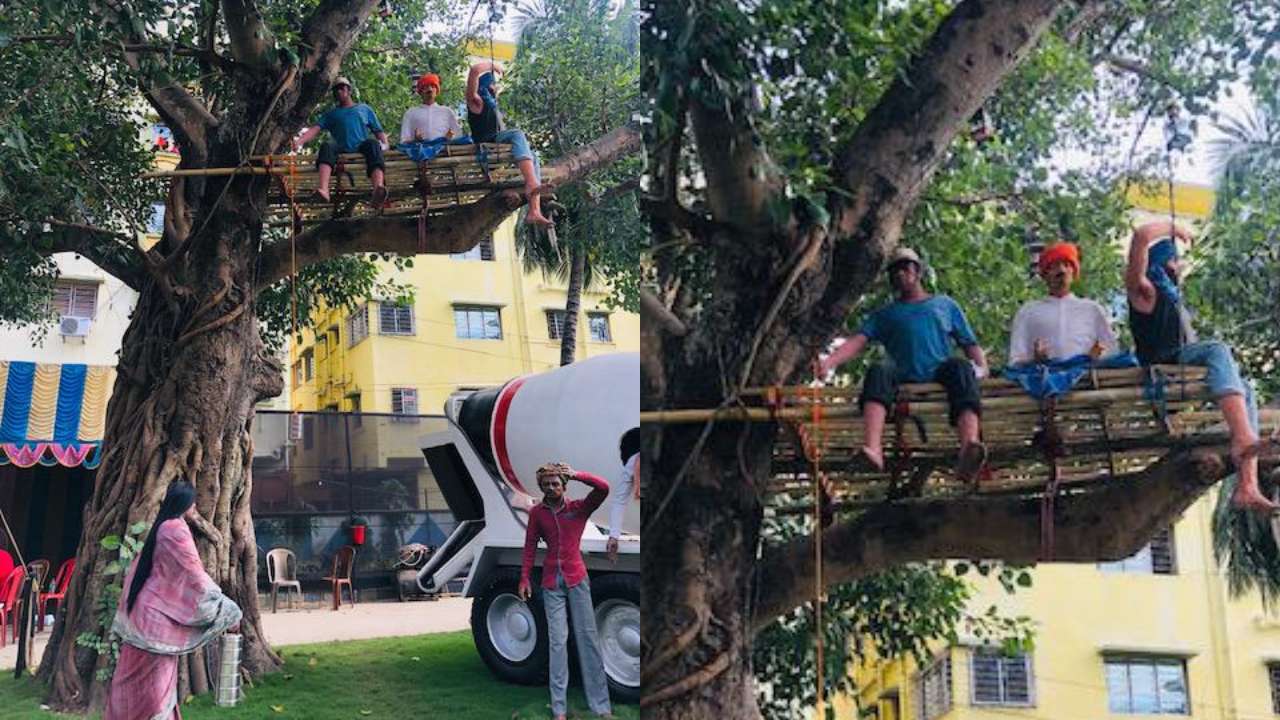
[43, 222, 146, 290]
[222, 0, 277, 69]
[751, 447, 1227, 633]
[96, 0, 218, 155]
[292, 0, 383, 126]
[254, 126, 641, 290]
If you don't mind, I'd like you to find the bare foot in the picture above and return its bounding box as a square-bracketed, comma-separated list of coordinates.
[524, 209, 554, 227]
[1231, 486, 1279, 516]
[310, 189, 331, 203]
[956, 441, 988, 487]
[860, 446, 885, 471]
[370, 185, 388, 209]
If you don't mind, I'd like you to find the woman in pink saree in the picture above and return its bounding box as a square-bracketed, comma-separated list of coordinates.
[105, 482, 242, 720]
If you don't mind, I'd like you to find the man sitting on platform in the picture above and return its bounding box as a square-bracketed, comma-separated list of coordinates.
[1009, 242, 1117, 365]
[465, 61, 552, 227]
[400, 73, 461, 144]
[819, 247, 990, 484]
[293, 77, 390, 208]
[1126, 221, 1276, 515]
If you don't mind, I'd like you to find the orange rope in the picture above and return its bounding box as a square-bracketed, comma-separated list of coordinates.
[810, 369, 825, 719]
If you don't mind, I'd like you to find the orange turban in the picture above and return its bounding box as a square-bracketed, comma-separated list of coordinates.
[416, 73, 441, 92]
[1038, 243, 1080, 278]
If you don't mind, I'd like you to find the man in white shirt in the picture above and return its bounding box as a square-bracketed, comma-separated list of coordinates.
[606, 428, 639, 563]
[1008, 242, 1117, 365]
[399, 73, 461, 144]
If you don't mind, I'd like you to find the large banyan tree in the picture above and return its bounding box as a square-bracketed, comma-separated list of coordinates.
[639, 0, 1280, 717]
[0, 0, 637, 710]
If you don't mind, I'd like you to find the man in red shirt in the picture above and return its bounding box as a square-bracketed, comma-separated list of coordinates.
[519, 462, 613, 719]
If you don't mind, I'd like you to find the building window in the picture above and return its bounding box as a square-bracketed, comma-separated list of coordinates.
[450, 235, 495, 261]
[546, 310, 567, 340]
[147, 202, 166, 235]
[391, 388, 418, 415]
[587, 312, 612, 342]
[970, 650, 1033, 706]
[1100, 527, 1177, 575]
[300, 349, 314, 381]
[52, 280, 99, 320]
[914, 654, 952, 720]
[347, 305, 369, 347]
[347, 393, 363, 427]
[1104, 657, 1189, 714]
[292, 361, 303, 387]
[378, 302, 415, 335]
[453, 305, 502, 340]
[1270, 663, 1280, 714]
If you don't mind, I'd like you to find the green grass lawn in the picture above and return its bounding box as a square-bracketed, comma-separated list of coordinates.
[0, 631, 638, 719]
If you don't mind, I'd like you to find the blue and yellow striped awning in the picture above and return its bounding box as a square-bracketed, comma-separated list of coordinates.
[0, 361, 115, 468]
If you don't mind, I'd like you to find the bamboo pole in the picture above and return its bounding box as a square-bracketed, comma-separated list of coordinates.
[641, 382, 1213, 424]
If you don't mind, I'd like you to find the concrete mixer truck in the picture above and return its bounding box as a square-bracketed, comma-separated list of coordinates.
[415, 352, 640, 703]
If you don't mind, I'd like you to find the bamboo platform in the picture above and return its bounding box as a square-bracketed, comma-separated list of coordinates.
[143, 143, 541, 226]
[641, 365, 1280, 513]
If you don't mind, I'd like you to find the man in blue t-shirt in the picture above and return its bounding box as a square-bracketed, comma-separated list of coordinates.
[293, 77, 390, 209]
[818, 247, 990, 484]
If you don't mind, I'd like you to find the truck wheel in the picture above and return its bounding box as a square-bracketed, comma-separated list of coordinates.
[471, 568, 547, 685]
[591, 573, 640, 704]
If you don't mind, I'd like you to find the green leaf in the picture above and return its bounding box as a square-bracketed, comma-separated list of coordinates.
[130, 521, 150, 535]
[100, 535, 121, 550]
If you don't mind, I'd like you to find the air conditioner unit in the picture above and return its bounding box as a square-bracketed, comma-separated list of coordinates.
[59, 316, 92, 337]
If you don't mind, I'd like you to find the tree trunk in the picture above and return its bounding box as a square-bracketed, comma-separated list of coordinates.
[560, 243, 586, 366]
[37, 184, 284, 712]
[642, 416, 777, 719]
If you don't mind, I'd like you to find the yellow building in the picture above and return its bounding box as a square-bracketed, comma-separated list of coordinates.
[837, 182, 1280, 719]
[288, 212, 640, 419]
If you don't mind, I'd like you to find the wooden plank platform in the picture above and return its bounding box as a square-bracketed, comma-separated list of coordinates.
[648, 365, 1278, 511]
[144, 144, 544, 226]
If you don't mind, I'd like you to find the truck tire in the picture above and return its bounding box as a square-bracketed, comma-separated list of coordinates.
[591, 573, 640, 704]
[471, 568, 548, 685]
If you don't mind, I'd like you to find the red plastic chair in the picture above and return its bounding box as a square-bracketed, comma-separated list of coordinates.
[0, 565, 27, 648]
[323, 546, 356, 611]
[38, 558, 75, 631]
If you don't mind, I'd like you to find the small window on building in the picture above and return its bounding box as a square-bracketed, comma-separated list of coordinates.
[52, 280, 99, 320]
[970, 649, 1033, 706]
[1104, 656, 1189, 714]
[147, 202, 166, 235]
[1269, 663, 1280, 714]
[914, 654, 952, 720]
[379, 302, 415, 335]
[292, 361, 303, 387]
[391, 388, 418, 415]
[301, 349, 314, 381]
[348, 393, 362, 427]
[587, 312, 612, 343]
[449, 235, 495, 261]
[347, 305, 369, 347]
[1099, 527, 1177, 575]
[546, 310, 567, 340]
[453, 305, 502, 340]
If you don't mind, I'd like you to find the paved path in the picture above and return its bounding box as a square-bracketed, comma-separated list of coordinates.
[0, 597, 472, 671]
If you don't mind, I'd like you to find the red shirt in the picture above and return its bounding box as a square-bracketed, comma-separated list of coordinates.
[521, 471, 609, 589]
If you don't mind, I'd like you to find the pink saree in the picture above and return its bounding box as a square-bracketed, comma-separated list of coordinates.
[104, 519, 241, 720]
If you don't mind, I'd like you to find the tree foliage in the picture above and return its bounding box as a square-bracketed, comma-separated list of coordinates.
[505, 0, 643, 315]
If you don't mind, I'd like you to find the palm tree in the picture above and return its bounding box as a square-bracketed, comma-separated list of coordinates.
[507, 0, 640, 365]
[1205, 101, 1280, 216]
[1203, 98, 1280, 609]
